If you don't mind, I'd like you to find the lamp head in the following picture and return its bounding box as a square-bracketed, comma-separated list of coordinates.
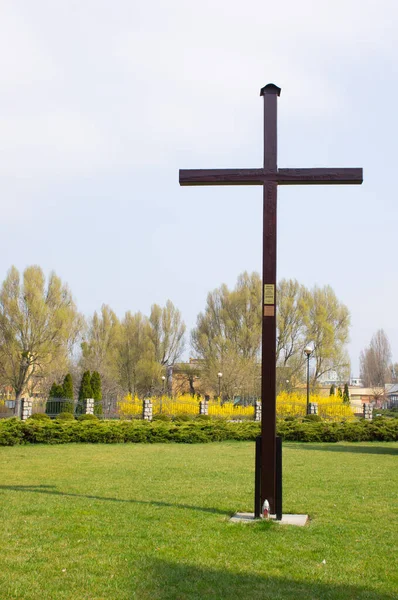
[304, 346, 313, 356]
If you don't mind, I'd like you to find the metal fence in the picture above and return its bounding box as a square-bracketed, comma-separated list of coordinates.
[0, 399, 16, 418]
[0, 396, 359, 422]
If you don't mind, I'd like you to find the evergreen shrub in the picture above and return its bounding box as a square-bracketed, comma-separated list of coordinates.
[28, 413, 51, 421]
[152, 414, 172, 422]
[77, 414, 99, 421]
[57, 412, 75, 420]
[76, 371, 93, 415]
[61, 374, 74, 414]
[172, 414, 192, 422]
[303, 414, 322, 422]
[0, 417, 397, 446]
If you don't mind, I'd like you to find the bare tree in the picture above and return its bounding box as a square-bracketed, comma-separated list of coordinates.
[360, 329, 392, 398]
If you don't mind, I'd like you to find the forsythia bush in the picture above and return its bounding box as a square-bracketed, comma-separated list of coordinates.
[118, 394, 142, 417]
[207, 401, 254, 419]
[118, 392, 355, 421]
[118, 394, 255, 419]
[276, 391, 356, 422]
[153, 394, 200, 417]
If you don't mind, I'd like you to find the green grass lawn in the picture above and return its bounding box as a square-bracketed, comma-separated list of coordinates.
[0, 442, 397, 600]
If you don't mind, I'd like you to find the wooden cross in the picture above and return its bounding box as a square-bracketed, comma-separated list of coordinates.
[179, 83, 363, 515]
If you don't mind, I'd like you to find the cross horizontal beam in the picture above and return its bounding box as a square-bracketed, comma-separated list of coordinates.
[179, 168, 363, 186]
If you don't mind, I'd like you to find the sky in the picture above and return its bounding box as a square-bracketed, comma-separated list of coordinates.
[1, 0, 397, 375]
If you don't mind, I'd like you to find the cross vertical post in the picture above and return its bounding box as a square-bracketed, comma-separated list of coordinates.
[260, 85, 280, 513]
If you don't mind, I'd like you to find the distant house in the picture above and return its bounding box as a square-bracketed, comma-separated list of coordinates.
[318, 370, 344, 386]
[386, 384, 398, 408]
[348, 387, 383, 410]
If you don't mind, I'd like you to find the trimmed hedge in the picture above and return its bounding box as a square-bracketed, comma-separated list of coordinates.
[0, 417, 397, 446]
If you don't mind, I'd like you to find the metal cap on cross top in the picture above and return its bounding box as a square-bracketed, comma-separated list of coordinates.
[260, 83, 281, 96]
[179, 85, 362, 517]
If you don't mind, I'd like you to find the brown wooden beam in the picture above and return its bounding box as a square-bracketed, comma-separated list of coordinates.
[278, 168, 363, 185]
[179, 167, 363, 187]
[179, 168, 267, 186]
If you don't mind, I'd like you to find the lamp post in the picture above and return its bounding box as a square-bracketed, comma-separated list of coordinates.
[304, 346, 312, 415]
[217, 372, 222, 399]
[161, 375, 166, 394]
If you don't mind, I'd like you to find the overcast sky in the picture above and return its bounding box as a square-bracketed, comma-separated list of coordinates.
[1, 0, 397, 374]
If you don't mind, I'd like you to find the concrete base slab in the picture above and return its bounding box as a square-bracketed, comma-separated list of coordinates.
[230, 512, 308, 526]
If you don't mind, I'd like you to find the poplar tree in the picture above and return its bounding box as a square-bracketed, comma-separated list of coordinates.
[79, 371, 93, 400]
[61, 373, 74, 414]
[77, 371, 93, 415]
[91, 371, 103, 415]
[343, 383, 350, 405]
[46, 381, 64, 415]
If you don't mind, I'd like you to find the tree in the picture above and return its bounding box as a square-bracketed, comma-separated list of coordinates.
[117, 311, 161, 396]
[79, 371, 93, 400]
[90, 371, 103, 415]
[81, 305, 120, 373]
[389, 363, 398, 384]
[277, 279, 307, 365]
[337, 386, 343, 398]
[192, 273, 351, 398]
[276, 279, 308, 392]
[76, 371, 93, 415]
[359, 329, 392, 398]
[343, 383, 350, 405]
[304, 285, 351, 385]
[49, 382, 64, 398]
[46, 381, 64, 415]
[329, 383, 336, 396]
[61, 373, 74, 414]
[81, 304, 121, 400]
[91, 371, 102, 401]
[172, 361, 201, 396]
[62, 373, 74, 400]
[0, 266, 81, 415]
[149, 300, 186, 367]
[191, 272, 262, 398]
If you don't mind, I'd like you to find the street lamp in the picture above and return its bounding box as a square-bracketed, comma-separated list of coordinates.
[304, 346, 313, 415]
[161, 375, 166, 394]
[217, 372, 222, 398]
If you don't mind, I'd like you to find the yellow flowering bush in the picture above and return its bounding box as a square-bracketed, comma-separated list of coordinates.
[117, 392, 356, 421]
[207, 401, 254, 419]
[152, 394, 199, 416]
[276, 391, 356, 421]
[117, 394, 142, 417]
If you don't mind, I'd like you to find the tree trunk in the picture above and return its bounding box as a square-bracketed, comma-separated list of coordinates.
[14, 390, 22, 419]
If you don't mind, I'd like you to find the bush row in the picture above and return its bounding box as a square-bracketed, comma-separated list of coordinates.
[0, 417, 397, 446]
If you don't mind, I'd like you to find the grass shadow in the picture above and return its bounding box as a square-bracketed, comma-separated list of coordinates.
[0, 484, 230, 516]
[133, 558, 396, 599]
[285, 443, 398, 456]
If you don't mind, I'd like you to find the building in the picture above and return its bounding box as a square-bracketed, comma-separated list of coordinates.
[385, 384, 398, 408]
